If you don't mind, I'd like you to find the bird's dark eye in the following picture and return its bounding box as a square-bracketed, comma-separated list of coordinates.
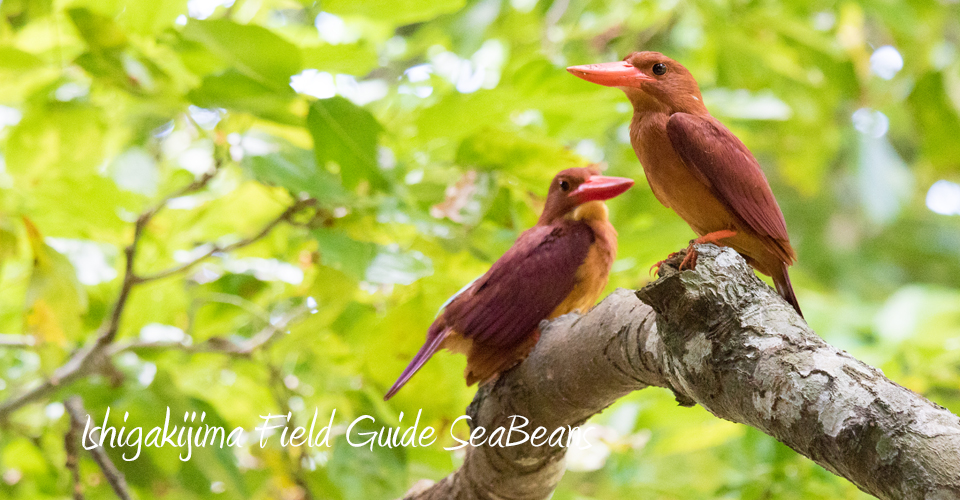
[559, 180, 570, 192]
[652, 63, 667, 76]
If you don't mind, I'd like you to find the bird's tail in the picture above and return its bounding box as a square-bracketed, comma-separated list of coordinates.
[773, 261, 803, 318]
[384, 322, 449, 400]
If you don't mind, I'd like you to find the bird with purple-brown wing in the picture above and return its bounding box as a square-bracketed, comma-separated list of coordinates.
[385, 167, 634, 400]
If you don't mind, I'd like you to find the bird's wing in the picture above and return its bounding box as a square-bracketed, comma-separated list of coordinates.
[666, 113, 790, 246]
[444, 223, 594, 348]
[384, 319, 450, 400]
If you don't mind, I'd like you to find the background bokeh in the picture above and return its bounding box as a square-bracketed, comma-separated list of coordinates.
[1, 0, 959, 498]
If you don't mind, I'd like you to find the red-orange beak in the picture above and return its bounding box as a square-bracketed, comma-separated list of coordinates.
[567, 61, 653, 88]
[570, 175, 634, 203]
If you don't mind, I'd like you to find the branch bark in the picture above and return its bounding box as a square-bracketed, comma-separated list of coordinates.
[65, 402, 85, 500]
[66, 396, 134, 500]
[407, 245, 960, 500]
[0, 334, 36, 348]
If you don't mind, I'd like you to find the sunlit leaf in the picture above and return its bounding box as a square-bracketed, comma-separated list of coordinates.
[313, 229, 377, 280]
[5, 102, 106, 178]
[366, 248, 433, 285]
[908, 73, 960, 173]
[307, 97, 385, 190]
[182, 19, 301, 89]
[312, 229, 431, 285]
[0, 217, 17, 273]
[22, 218, 88, 343]
[170, 33, 231, 76]
[456, 127, 584, 185]
[68, 7, 128, 50]
[0, 0, 52, 30]
[301, 42, 379, 75]
[188, 70, 300, 125]
[242, 142, 350, 203]
[328, 430, 407, 499]
[116, 0, 188, 35]
[0, 46, 43, 71]
[703, 88, 792, 121]
[323, 0, 466, 25]
[856, 133, 912, 226]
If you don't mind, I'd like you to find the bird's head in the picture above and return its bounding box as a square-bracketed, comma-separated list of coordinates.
[539, 167, 634, 225]
[567, 51, 707, 115]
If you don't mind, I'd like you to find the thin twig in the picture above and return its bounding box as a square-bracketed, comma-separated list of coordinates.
[107, 306, 308, 357]
[102, 167, 221, 345]
[135, 197, 316, 283]
[266, 363, 315, 500]
[65, 397, 133, 500]
[0, 345, 102, 421]
[198, 292, 273, 324]
[0, 168, 227, 421]
[65, 405, 85, 500]
[0, 334, 36, 348]
[0, 256, 306, 420]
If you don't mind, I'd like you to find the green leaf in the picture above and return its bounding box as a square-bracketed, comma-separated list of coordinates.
[313, 229, 432, 285]
[307, 97, 385, 190]
[242, 142, 350, 203]
[907, 72, 960, 173]
[301, 43, 379, 75]
[1, 438, 51, 476]
[74, 51, 139, 91]
[328, 428, 407, 499]
[456, 127, 585, 185]
[313, 229, 378, 280]
[5, 102, 106, 178]
[21, 173, 139, 238]
[182, 19, 301, 89]
[0, 217, 17, 274]
[323, 0, 466, 25]
[116, 0, 188, 35]
[170, 32, 231, 76]
[0, 46, 43, 71]
[0, 0, 52, 30]
[365, 248, 433, 285]
[22, 218, 88, 343]
[188, 70, 300, 125]
[68, 7, 128, 50]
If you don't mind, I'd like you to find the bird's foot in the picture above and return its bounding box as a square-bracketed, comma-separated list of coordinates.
[649, 252, 680, 276]
[678, 246, 699, 270]
[697, 229, 738, 246]
[678, 230, 738, 271]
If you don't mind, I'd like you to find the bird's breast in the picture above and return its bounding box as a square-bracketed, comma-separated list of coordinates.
[548, 220, 616, 318]
[631, 114, 736, 236]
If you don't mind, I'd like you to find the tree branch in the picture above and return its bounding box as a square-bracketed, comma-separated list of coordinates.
[107, 305, 308, 357]
[65, 396, 133, 500]
[0, 333, 36, 348]
[408, 245, 960, 500]
[0, 167, 312, 421]
[65, 403, 85, 500]
[0, 171, 219, 421]
[134, 197, 316, 283]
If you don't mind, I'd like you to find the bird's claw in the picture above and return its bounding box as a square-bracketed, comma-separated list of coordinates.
[676, 230, 736, 271]
[678, 246, 699, 270]
[649, 260, 666, 276]
[649, 251, 680, 276]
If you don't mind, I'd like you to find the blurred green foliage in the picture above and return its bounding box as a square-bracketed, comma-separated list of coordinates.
[1, 0, 959, 498]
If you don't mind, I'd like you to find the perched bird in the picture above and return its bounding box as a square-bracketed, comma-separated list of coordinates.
[384, 168, 634, 400]
[567, 52, 803, 316]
